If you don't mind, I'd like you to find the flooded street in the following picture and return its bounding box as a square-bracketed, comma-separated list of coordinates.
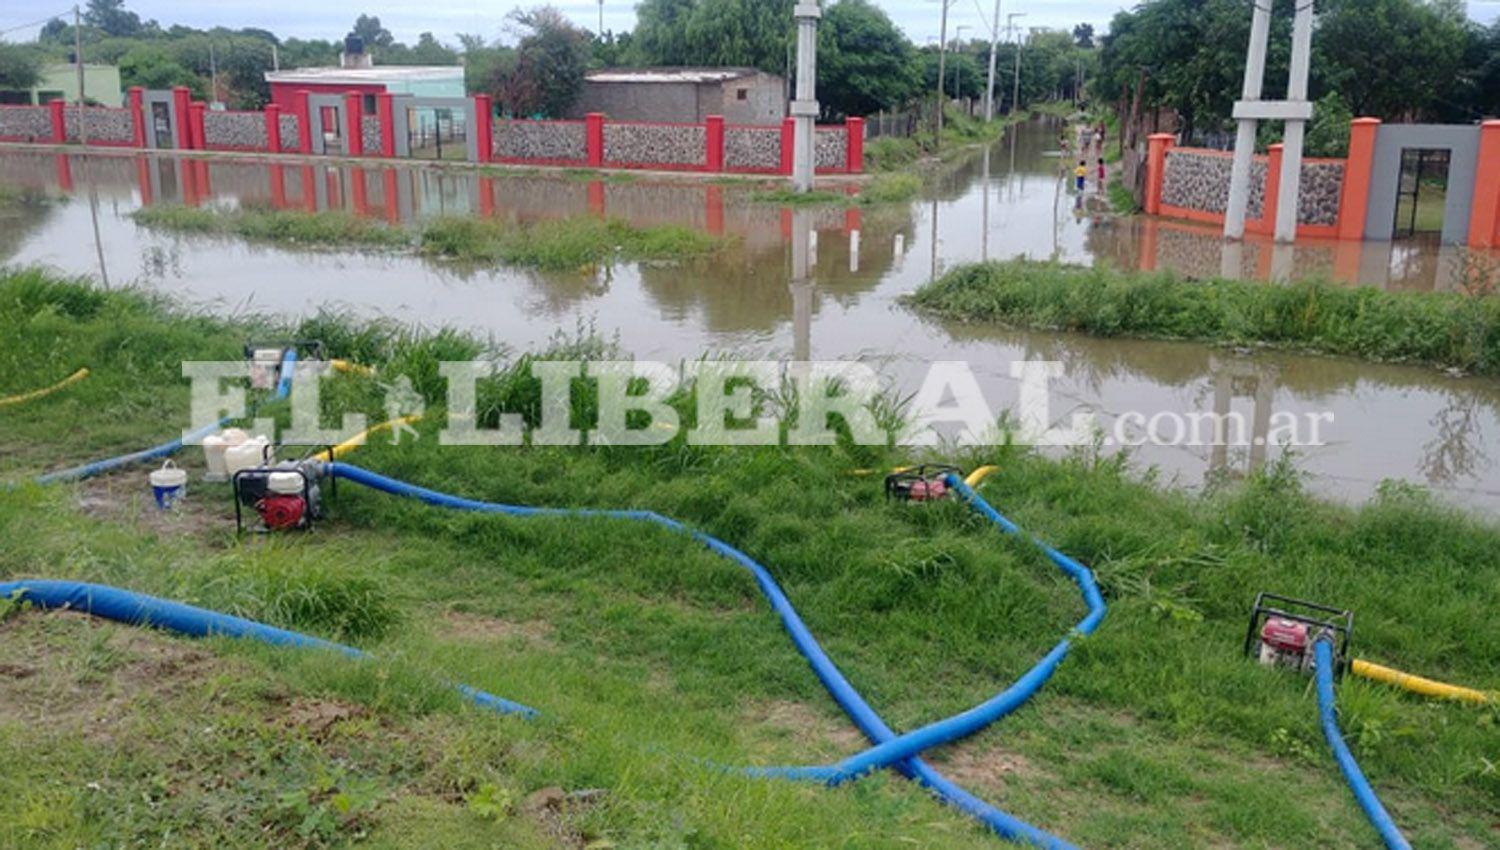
[2, 119, 1497, 512]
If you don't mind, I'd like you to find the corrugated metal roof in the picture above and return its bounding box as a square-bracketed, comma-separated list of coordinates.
[264, 66, 463, 85]
[586, 67, 763, 84]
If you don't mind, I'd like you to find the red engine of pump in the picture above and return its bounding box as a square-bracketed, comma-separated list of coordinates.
[256, 495, 307, 531]
[1258, 616, 1311, 671]
[907, 478, 948, 501]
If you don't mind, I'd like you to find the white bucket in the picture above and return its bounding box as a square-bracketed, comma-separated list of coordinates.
[267, 471, 304, 496]
[149, 461, 189, 510]
[203, 428, 250, 482]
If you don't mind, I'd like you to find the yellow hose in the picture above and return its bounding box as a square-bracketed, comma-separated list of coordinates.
[964, 465, 1000, 487]
[0, 368, 89, 408]
[327, 414, 423, 460]
[329, 359, 375, 377]
[1350, 658, 1493, 705]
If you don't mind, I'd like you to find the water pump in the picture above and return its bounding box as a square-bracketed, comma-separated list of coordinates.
[885, 465, 963, 502]
[232, 462, 324, 533]
[244, 339, 325, 391]
[1244, 592, 1353, 676]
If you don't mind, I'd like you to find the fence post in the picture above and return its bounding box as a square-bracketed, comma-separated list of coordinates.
[172, 87, 192, 149]
[1466, 120, 1500, 249]
[49, 99, 66, 143]
[1143, 133, 1174, 215]
[705, 115, 725, 173]
[845, 116, 864, 173]
[780, 116, 796, 175]
[343, 91, 364, 156]
[473, 95, 494, 164]
[128, 87, 145, 147]
[265, 103, 282, 152]
[295, 90, 312, 154]
[1258, 143, 1285, 236]
[586, 113, 605, 167]
[1337, 117, 1380, 241]
[377, 93, 396, 158]
[189, 101, 207, 150]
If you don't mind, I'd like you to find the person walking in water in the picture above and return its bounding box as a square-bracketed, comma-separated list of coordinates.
[1074, 160, 1088, 192]
[1097, 157, 1107, 190]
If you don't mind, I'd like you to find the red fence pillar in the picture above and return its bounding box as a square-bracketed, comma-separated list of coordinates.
[294, 90, 312, 154]
[344, 91, 364, 156]
[1467, 120, 1500, 249]
[189, 101, 207, 150]
[1143, 133, 1174, 216]
[705, 115, 725, 173]
[172, 87, 192, 149]
[585, 113, 605, 167]
[780, 117, 796, 175]
[48, 100, 66, 143]
[128, 87, 146, 148]
[377, 93, 396, 158]
[1337, 117, 1380, 241]
[473, 95, 494, 164]
[845, 117, 864, 174]
[265, 103, 282, 152]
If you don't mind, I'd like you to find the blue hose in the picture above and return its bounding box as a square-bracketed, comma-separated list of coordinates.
[753, 474, 1106, 784]
[0, 579, 538, 718]
[1314, 639, 1411, 850]
[34, 350, 298, 485]
[324, 461, 1081, 849]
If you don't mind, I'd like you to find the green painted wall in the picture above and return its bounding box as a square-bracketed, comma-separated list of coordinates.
[20, 64, 124, 107]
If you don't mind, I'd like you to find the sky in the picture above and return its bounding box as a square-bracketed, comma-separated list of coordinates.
[2, 0, 1497, 47]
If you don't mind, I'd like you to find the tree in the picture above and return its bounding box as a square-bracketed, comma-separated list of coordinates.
[119, 44, 199, 93]
[348, 14, 394, 49]
[1305, 92, 1354, 157]
[1313, 0, 1470, 119]
[818, 0, 921, 118]
[1073, 23, 1095, 49]
[488, 6, 591, 118]
[0, 44, 43, 92]
[634, 0, 697, 66]
[85, 0, 142, 38]
[922, 46, 986, 101]
[682, 0, 795, 73]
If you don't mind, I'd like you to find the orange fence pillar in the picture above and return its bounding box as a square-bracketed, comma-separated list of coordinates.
[1467, 120, 1500, 249]
[1256, 144, 1285, 236]
[1143, 133, 1175, 215]
[1337, 117, 1381, 241]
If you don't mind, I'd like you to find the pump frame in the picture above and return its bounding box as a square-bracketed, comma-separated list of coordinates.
[1244, 592, 1354, 675]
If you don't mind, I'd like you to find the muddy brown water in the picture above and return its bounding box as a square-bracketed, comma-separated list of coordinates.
[2, 119, 1497, 513]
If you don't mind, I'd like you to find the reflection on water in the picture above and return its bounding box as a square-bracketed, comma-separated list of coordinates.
[1, 120, 1497, 512]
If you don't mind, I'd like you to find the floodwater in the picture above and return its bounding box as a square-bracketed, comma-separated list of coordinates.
[2, 119, 1497, 512]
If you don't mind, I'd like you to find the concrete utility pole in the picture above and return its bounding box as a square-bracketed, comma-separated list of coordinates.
[599, 0, 605, 35]
[791, 3, 821, 193]
[1008, 13, 1026, 116]
[1224, 0, 1314, 243]
[984, 0, 1002, 120]
[935, 0, 951, 140]
[73, 5, 87, 145]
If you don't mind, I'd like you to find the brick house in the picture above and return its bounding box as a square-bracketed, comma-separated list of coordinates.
[567, 67, 786, 125]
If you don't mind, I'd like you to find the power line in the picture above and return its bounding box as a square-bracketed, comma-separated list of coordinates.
[0, 9, 72, 37]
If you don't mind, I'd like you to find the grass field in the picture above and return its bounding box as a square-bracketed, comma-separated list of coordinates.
[130, 205, 726, 271]
[1, 267, 1497, 848]
[908, 258, 1500, 377]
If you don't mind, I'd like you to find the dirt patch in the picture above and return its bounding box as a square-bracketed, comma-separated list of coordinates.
[746, 699, 868, 756]
[281, 697, 366, 739]
[927, 741, 1041, 794]
[0, 611, 223, 737]
[75, 463, 232, 541]
[522, 785, 608, 849]
[438, 610, 554, 647]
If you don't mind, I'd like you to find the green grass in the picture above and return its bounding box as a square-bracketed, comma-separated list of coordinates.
[130, 204, 727, 271]
[748, 173, 921, 208]
[1107, 180, 1139, 214]
[907, 259, 1500, 376]
[2, 268, 1498, 848]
